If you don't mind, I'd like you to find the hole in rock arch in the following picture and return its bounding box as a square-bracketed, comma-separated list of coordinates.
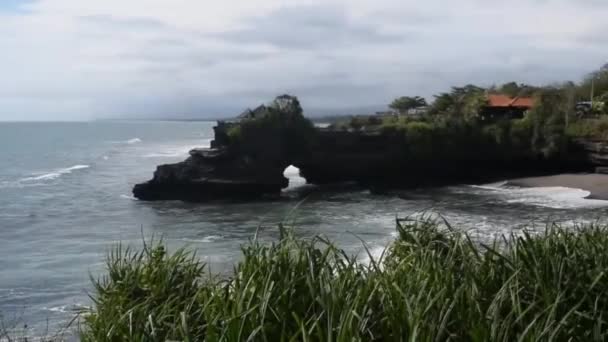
[283, 165, 307, 190]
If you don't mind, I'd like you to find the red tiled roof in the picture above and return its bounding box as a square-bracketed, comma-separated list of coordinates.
[487, 94, 534, 109]
[510, 96, 534, 108]
[487, 94, 513, 107]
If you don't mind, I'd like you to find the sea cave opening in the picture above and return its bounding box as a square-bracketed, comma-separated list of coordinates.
[283, 165, 307, 190]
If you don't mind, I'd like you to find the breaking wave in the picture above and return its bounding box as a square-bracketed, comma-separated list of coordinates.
[143, 147, 192, 158]
[467, 182, 608, 209]
[143, 139, 212, 158]
[283, 165, 307, 190]
[126, 138, 142, 144]
[469, 181, 508, 191]
[20, 165, 90, 183]
[181, 235, 224, 243]
[503, 186, 608, 209]
[43, 303, 88, 314]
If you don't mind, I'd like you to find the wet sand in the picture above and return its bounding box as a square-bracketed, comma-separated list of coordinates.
[508, 174, 608, 200]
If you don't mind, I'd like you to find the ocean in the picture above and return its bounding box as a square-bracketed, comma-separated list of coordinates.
[1, 121, 608, 337]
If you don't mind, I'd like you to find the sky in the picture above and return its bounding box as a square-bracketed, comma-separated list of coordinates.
[0, 0, 607, 121]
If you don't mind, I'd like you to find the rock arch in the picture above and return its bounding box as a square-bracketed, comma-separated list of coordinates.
[133, 95, 316, 201]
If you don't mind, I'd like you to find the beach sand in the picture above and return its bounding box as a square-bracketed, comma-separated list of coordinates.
[508, 174, 608, 200]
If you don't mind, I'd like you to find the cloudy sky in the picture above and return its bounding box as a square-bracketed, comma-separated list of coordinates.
[1, 0, 607, 120]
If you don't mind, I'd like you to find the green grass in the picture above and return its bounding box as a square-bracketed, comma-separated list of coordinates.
[82, 219, 608, 341]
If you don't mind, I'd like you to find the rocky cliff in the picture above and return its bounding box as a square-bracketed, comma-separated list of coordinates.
[576, 139, 608, 168]
[296, 130, 594, 191]
[133, 95, 314, 201]
[134, 96, 598, 202]
[132, 147, 289, 201]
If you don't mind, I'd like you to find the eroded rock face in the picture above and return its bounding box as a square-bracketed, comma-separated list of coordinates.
[296, 129, 593, 190]
[132, 147, 289, 201]
[294, 130, 404, 185]
[576, 139, 608, 167]
[133, 95, 312, 201]
[133, 95, 600, 202]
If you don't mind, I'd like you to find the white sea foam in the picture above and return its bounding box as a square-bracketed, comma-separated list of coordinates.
[181, 235, 223, 243]
[44, 305, 69, 313]
[504, 186, 608, 209]
[143, 139, 212, 158]
[20, 165, 90, 182]
[470, 181, 508, 191]
[43, 303, 88, 314]
[359, 245, 389, 268]
[368, 245, 388, 261]
[126, 138, 142, 144]
[468, 183, 608, 209]
[143, 147, 191, 158]
[201, 235, 223, 243]
[283, 165, 307, 189]
[120, 194, 137, 200]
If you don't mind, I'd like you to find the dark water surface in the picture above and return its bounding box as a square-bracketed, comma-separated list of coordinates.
[1, 121, 607, 336]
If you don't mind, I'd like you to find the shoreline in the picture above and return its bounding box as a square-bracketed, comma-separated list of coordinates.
[507, 173, 608, 201]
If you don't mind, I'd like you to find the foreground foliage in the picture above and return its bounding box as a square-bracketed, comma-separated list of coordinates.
[83, 220, 608, 341]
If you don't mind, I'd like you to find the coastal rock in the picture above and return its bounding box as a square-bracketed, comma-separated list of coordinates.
[134, 95, 601, 202]
[133, 147, 288, 201]
[295, 129, 404, 185]
[133, 95, 314, 201]
[575, 139, 608, 167]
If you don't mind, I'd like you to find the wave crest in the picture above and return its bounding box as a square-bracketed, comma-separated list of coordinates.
[181, 235, 223, 243]
[143, 140, 212, 158]
[467, 184, 608, 209]
[20, 165, 90, 183]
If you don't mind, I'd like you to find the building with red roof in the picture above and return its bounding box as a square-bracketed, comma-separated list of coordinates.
[481, 94, 535, 120]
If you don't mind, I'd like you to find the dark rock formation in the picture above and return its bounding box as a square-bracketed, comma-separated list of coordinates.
[576, 139, 608, 168]
[133, 95, 314, 201]
[132, 147, 289, 201]
[296, 129, 594, 191]
[295, 130, 404, 185]
[134, 95, 600, 202]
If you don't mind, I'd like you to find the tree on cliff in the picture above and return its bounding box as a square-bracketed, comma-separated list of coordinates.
[389, 96, 427, 114]
[578, 63, 608, 102]
[429, 93, 455, 115]
[227, 95, 317, 164]
[271, 94, 304, 116]
[429, 85, 486, 120]
[496, 82, 538, 98]
[527, 88, 573, 157]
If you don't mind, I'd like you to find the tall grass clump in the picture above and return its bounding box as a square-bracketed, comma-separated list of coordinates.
[82, 242, 206, 341]
[83, 220, 608, 341]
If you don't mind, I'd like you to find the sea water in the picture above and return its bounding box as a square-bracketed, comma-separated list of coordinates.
[1, 121, 607, 336]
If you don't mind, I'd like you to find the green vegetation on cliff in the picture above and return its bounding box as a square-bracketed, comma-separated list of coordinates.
[330, 64, 608, 169]
[389, 96, 427, 114]
[226, 95, 318, 164]
[334, 103, 574, 170]
[567, 117, 608, 140]
[82, 220, 608, 341]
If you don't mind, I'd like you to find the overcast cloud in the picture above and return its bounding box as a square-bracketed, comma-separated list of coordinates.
[0, 0, 607, 120]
